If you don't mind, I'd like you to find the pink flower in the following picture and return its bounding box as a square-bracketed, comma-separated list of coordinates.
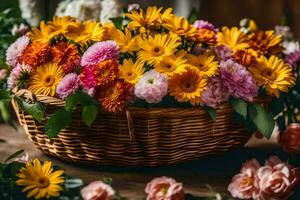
[81, 40, 119, 67]
[7, 63, 32, 90]
[56, 73, 80, 99]
[15, 152, 30, 163]
[281, 123, 300, 154]
[228, 159, 261, 199]
[145, 177, 184, 200]
[6, 35, 30, 67]
[0, 69, 8, 81]
[134, 70, 168, 104]
[258, 156, 299, 200]
[81, 181, 115, 200]
[80, 66, 97, 89]
[128, 3, 140, 12]
[220, 59, 258, 102]
[214, 45, 232, 61]
[201, 77, 230, 108]
[11, 23, 29, 36]
[193, 20, 218, 32]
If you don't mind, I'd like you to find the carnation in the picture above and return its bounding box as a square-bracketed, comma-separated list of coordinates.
[285, 51, 300, 68]
[134, 70, 168, 104]
[56, 73, 80, 99]
[7, 63, 32, 90]
[81, 40, 119, 67]
[201, 77, 230, 108]
[6, 35, 30, 67]
[194, 20, 218, 32]
[220, 59, 258, 101]
[80, 66, 96, 89]
[214, 45, 232, 61]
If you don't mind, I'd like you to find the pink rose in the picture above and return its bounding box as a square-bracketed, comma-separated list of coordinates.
[81, 181, 115, 200]
[257, 156, 299, 200]
[228, 159, 261, 199]
[281, 123, 300, 154]
[145, 177, 184, 200]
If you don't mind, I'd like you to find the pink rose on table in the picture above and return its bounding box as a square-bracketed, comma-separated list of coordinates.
[281, 123, 300, 154]
[228, 159, 260, 199]
[257, 156, 299, 200]
[81, 181, 115, 200]
[145, 177, 184, 200]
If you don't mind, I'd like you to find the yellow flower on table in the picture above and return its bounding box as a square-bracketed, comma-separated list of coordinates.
[137, 33, 181, 66]
[119, 59, 144, 84]
[185, 53, 219, 77]
[154, 50, 188, 77]
[169, 66, 207, 105]
[47, 16, 80, 36]
[248, 55, 295, 97]
[66, 21, 105, 45]
[16, 159, 64, 199]
[217, 27, 249, 51]
[29, 21, 56, 43]
[28, 63, 65, 97]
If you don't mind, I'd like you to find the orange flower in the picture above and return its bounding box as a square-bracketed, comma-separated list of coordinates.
[21, 42, 52, 67]
[233, 49, 256, 67]
[52, 42, 80, 72]
[194, 29, 217, 44]
[94, 59, 119, 88]
[97, 80, 133, 113]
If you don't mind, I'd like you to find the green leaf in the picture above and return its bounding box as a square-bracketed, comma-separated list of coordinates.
[65, 91, 97, 112]
[110, 17, 123, 30]
[82, 105, 98, 127]
[204, 106, 217, 121]
[65, 93, 79, 112]
[248, 103, 275, 139]
[229, 98, 248, 119]
[45, 109, 72, 139]
[4, 149, 24, 163]
[17, 97, 45, 123]
[0, 90, 11, 101]
[64, 178, 84, 189]
[188, 8, 198, 23]
[0, 101, 10, 123]
[102, 177, 112, 185]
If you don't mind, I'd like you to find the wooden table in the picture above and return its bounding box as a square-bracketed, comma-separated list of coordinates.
[0, 124, 282, 199]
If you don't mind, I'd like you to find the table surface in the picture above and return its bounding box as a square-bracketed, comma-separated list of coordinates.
[0, 124, 283, 199]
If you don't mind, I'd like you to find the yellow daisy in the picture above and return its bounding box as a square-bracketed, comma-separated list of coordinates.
[28, 63, 65, 96]
[16, 159, 64, 199]
[119, 59, 144, 84]
[125, 6, 163, 32]
[185, 53, 219, 77]
[162, 15, 197, 38]
[137, 33, 181, 66]
[29, 21, 55, 43]
[47, 16, 80, 36]
[248, 55, 295, 97]
[154, 51, 189, 77]
[112, 28, 139, 53]
[66, 21, 105, 44]
[169, 67, 207, 105]
[217, 27, 249, 51]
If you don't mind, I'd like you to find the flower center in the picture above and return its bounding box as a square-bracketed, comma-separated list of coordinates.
[147, 78, 154, 84]
[44, 76, 55, 87]
[37, 176, 50, 188]
[182, 81, 195, 92]
[152, 46, 164, 56]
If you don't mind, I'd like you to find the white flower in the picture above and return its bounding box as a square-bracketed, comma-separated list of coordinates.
[19, 0, 44, 26]
[283, 41, 300, 55]
[100, 0, 122, 23]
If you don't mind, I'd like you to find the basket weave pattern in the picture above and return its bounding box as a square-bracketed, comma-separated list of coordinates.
[12, 95, 250, 167]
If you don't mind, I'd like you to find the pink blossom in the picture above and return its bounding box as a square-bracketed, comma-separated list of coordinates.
[81, 40, 119, 67]
[81, 181, 115, 200]
[145, 177, 184, 200]
[56, 73, 80, 99]
[128, 3, 140, 12]
[7, 63, 32, 90]
[201, 77, 230, 108]
[194, 20, 218, 32]
[228, 159, 261, 199]
[258, 156, 299, 200]
[134, 70, 168, 104]
[80, 66, 97, 89]
[11, 23, 29, 36]
[220, 59, 258, 101]
[6, 35, 30, 67]
[214, 45, 232, 61]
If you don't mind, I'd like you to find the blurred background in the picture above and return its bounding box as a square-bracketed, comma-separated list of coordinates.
[1, 0, 300, 37]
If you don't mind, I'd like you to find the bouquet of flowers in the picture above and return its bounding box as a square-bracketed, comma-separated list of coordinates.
[3, 6, 296, 138]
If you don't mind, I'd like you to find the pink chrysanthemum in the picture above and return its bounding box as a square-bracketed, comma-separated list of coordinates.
[201, 77, 230, 108]
[81, 40, 119, 67]
[285, 51, 300, 68]
[134, 70, 168, 104]
[194, 20, 218, 32]
[7, 63, 32, 90]
[6, 35, 30, 67]
[214, 45, 232, 61]
[56, 73, 80, 99]
[220, 59, 258, 102]
[80, 66, 97, 89]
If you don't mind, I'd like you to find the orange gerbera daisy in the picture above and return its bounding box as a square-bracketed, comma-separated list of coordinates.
[52, 42, 80, 72]
[194, 28, 217, 44]
[233, 49, 256, 67]
[248, 30, 283, 55]
[21, 41, 52, 67]
[97, 80, 133, 113]
[94, 59, 119, 88]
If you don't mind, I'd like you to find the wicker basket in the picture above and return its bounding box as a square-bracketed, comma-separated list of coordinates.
[12, 95, 251, 167]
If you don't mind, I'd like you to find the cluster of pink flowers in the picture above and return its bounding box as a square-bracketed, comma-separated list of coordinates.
[228, 156, 300, 200]
[6, 35, 30, 67]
